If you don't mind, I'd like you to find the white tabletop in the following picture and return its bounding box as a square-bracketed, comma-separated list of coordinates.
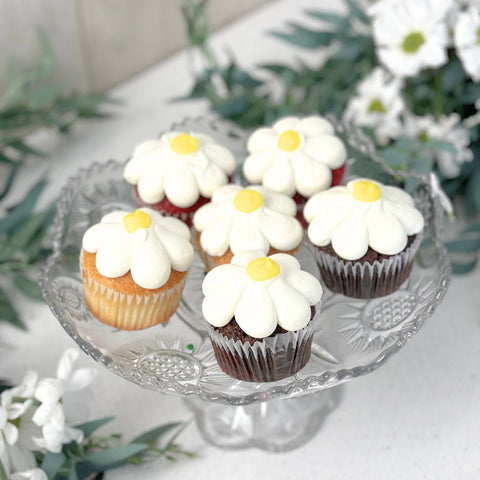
[2, 1, 480, 479]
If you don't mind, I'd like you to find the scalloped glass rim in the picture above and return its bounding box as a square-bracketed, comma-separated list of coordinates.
[39, 116, 451, 406]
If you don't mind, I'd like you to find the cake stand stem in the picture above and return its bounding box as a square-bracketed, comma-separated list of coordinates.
[184, 386, 343, 452]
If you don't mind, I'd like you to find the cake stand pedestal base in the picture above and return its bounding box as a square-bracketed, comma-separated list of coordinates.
[184, 386, 343, 452]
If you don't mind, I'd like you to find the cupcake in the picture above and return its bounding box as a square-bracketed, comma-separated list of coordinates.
[123, 131, 236, 227]
[304, 178, 425, 298]
[202, 250, 323, 382]
[80, 207, 194, 330]
[192, 184, 304, 271]
[242, 115, 347, 227]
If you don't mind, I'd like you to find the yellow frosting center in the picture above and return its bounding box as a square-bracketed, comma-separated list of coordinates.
[123, 209, 152, 233]
[352, 181, 382, 202]
[278, 130, 301, 151]
[170, 133, 199, 155]
[233, 189, 264, 213]
[246, 257, 280, 282]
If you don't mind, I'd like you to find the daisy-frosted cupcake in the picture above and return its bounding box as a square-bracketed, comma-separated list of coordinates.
[242, 115, 347, 227]
[123, 131, 236, 227]
[192, 184, 304, 271]
[202, 250, 323, 382]
[304, 178, 424, 298]
[80, 208, 194, 330]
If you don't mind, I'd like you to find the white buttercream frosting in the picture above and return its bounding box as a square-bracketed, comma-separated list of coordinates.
[193, 184, 303, 257]
[243, 115, 347, 197]
[82, 207, 194, 289]
[123, 131, 236, 208]
[202, 250, 323, 338]
[304, 178, 425, 260]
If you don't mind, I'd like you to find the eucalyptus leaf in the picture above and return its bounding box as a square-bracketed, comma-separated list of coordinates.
[82, 444, 148, 467]
[0, 160, 22, 201]
[422, 138, 457, 154]
[0, 178, 47, 234]
[0, 461, 7, 480]
[130, 422, 183, 447]
[305, 10, 347, 27]
[75, 416, 115, 438]
[68, 466, 79, 480]
[451, 259, 478, 274]
[269, 24, 334, 49]
[12, 275, 44, 301]
[41, 451, 66, 480]
[0, 287, 25, 328]
[446, 236, 480, 253]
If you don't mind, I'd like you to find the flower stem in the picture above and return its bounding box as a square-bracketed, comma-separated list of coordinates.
[433, 70, 443, 120]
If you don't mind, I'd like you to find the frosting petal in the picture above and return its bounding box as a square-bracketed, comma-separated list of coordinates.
[202, 264, 246, 295]
[268, 277, 311, 331]
[302, 134, 347, 169]
[229, 215, 270, 254]
[247, 128, 278, 153]
[202, 270, 248, 327]
[95, 235, 133, 278]
[193, 201, 232, 232]
[243, 150, 276, 184]
[367, 202, 408, 255]
[82, 223, 126, 253]
[298, 116, 334, 136]
[260, 187, 297, 216]
[291, 150, 332, 196]
[202, 143, 236, 174]
[130, 232, 171, 289]
[256, 209, 303, 251]
[284, 269, 323, 305]
[262, 153, 296, 195]
[331, 205, 370, 260]
[191, 159, 229, 198]
[132, 139, 163, 156]
[200, 217, 233, 256]
[273, 116, 301, 132]
[164, 161, 199, 207]
[235, 283, 278, 338]
[384, 201, 424, 235]
[153, 227, 194, 272]
[137, 163, 168, 204]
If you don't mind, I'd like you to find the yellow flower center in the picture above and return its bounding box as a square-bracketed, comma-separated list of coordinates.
[123, 209, 152, 233]
[278, 130, 301, 151]
[402, 32, 425, 53]
[246, 257, 280, 282]
[170, 133, 199, 155]
[352, 180, 382, 202]
[368, 99, 386, 114]
[233, 189, 264, 213]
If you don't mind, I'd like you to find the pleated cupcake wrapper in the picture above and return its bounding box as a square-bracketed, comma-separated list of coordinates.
[207, 321, 315, 382]
[313, 233, 423, 299]
[83, 273, 187, 330]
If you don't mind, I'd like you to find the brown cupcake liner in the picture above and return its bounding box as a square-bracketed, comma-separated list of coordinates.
[207, 322, 315, 382]
[312, 234, 423, 298]
[82, 271, 187, 330]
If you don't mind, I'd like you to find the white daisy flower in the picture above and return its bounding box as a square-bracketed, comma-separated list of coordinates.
[243, 116, 347, 197]
[454, 6, 480, 81]
[403, 113, 473, 178]
[304, 178, 424, 260]
[11, 468, 48, 480]
[343, 67, 405, 145]
[193, 184, 303, 257]
[32, 349, 97, 453]
[0, 388, 36, 475]
[82, 207, 194, 289]
[370, 0, 450, 77]
[202, 251, 323, 338]
[123, 132, 236, 207]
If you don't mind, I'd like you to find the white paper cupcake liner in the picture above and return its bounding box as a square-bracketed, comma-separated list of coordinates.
[207, 320, 316, 382]
[312, 233, 423, 298]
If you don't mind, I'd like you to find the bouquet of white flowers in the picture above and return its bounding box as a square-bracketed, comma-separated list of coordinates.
[0, 349, 191, 479]
[182, 0, 480, 273]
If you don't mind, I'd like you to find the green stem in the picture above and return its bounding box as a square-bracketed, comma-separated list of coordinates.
[433, 70, 443, 120]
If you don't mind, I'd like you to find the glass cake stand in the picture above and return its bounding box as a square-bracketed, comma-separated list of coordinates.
[39, 117, 451, 452]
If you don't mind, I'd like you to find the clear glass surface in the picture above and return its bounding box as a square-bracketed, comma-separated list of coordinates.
[39, 116, 451, 408]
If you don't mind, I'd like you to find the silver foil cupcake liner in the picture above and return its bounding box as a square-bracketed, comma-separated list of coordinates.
[312, 234, 423, 299]
[207, 320, 316, 382]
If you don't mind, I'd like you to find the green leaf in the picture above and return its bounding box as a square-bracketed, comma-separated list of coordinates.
[451, 259, 478, 274]
[41, 451, 66, 480]
[422, 138, 457, 154]
[378, 148, 408, 169]
[463, 220, 480, 234]
[269, 24, 335, 49]
[261, 63, 298, 86]
[0, 160, 22, 201]
[446, 236, 480, 253]
[344, 0, 368, 23]
[0, 287, 25, 329]
[68, 466, 79, 480]
[213, 97, 248, 117]
[12, 275, 44, 301]
[75, 416, 115, 438]
[82, 444, 148, 467]
[305, 10, 347, 28]
[441, 58, 465, 93]
[0, 461, 7, 480]
[38, 28, 56, 77]
[130, 422, 183, 446]
[0, 207, 53, 262]
[0, 178, 47, 234]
